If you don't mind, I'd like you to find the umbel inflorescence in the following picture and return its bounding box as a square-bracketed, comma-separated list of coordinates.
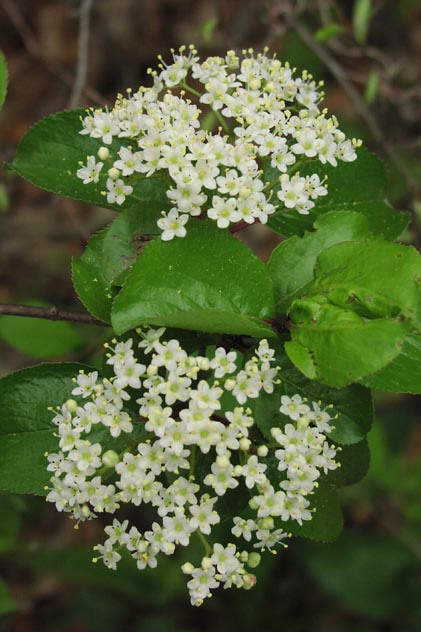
[46, 327, 340, 606]
[76, 46, 360, 240]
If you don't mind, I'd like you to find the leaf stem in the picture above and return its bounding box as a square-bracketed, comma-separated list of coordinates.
[196, 529, 212, 556]
[189, 445, 197, 478]
[181, 82, 230, 134]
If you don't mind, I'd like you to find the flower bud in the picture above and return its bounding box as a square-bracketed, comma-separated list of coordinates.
[201, 557, 213, 570]
[233, 465, 243, 477]
[239, 438, 251, 451]
[181, 562, 194, 574]
[259, 517, 274, 530]
[297, 416, 310, 430]
[102, 449, 120, 468]
[247, 552, 261, 568]
[81, 504, 91, 518]
[98, 146, 110, 160]
[257, 445, 268, 457]
[248, 498, 258, 510]
[147, 364, 158, 377]
[108, 167, 120, 180]
[216, 455, 230, 468]
[65, 399, 78, 413]
[243, 573, 257, 590]
[239, 551, 249, 563]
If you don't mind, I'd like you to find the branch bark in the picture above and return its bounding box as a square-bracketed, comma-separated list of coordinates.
[0, 304, 108, 326]
[68, 0, 95, 108]
[267, 1, 420, 193]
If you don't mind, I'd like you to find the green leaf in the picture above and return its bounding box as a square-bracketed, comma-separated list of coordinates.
[329, 440, 370, 486]
[0, 307, 84, 359]
[266, 149, 409, 241]
[267, 211, 371, 313]
[353, 0, 372, 44]
[362, 332, 421, 393]
[200, 16, 218, 44]
[193, 451, 249, 521]
[10, 109, 169, 215]
[286, 480, 343, 542]
[364, 70, 380, 104]
[298, 533, 414, 619]
[0, 363, 90, 494]
[314, 22, 345, 42]
[287, 303, 410, 387]
[287, 240, 421, 386]
[253, 341, 373, 445]
[0, 51, 8, 111]
[111, 220, 276, 338]
[315, 241, 421, 325]
[102, 208, 159, 286]
[0, 363, 146, 495]
[72, 229, 115, 323]
[0, 579, 16, 616]
[29, 546, 185, 605]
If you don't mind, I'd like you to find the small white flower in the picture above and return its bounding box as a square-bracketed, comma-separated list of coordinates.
[157, 209, 189, 241]
[231, 517, 256, 542]
[279, 394, 310, 420]
[189, 496, 220, 534]
[106, 177, 133, 206]
[77, 156, 103, 184]
[241, 455, 268, 489]
[163, 508, 194, 546]
[95, 543, 121, 570]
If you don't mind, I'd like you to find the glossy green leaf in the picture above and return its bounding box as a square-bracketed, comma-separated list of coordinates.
[112, 220, 276, 338]
[287, 303, 410, 387]
[0, 363, 89, 494]
[10, 109, 169, 214]
[253, 341, 373, 445]
[314, 241, 421, 325]
[362, 332, 421, 393]
[286, 240, 421, 386]
[0, 363, 147, 495]
[102, 208, 159, 286]
[0, 51, 8, 110]
[286, 481, 343, 542]
[267, 211, 371, 313]
[266, 149, 409, 240]
[72, 229, 115, 323]
[0, 309, 83, 359]
[329, 440, 370, 486]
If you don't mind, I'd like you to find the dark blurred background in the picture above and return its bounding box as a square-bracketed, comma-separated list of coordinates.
[0, 1, 421, 630]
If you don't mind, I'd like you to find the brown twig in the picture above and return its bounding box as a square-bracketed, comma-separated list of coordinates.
[230, 219, 260, 234]
[0, 304, 108, 327]
[68, 0, 95, 109]
[0, 0, 105, 106]
[267, 2, 420, 193]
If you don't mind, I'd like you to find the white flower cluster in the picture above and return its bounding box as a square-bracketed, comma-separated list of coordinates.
[76, 46, 360, 240]
[46, 327, 339, 606]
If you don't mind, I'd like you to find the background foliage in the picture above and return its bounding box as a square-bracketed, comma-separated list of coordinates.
[0, 0, 420, 630]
